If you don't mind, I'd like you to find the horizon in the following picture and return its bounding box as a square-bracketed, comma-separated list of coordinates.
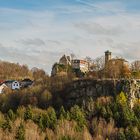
[0, 0, 140, 73]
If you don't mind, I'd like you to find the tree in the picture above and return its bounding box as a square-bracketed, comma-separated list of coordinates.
[42, 107, 57, 130]
[7, 109, 15, 121]
[117, 129, 126, 140]
[105, 58, 130, 78]
[131, 60, 140, 72]
[15, 123, 25, 140]
[59, 106, 67, 120]
[32, 68, 46, 81]
[24, 106, 33, 121]
[133, 104, 140, 118]
[39, 90, 52, 108]
[116, 92, 127, 107]
[93, 56, 105, 71]
[70, 105, 86, 131]
[2, 117, 12, 132]
[125, 126, 140, 140]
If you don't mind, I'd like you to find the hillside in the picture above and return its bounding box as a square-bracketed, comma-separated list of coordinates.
[0, 61, 140, 140]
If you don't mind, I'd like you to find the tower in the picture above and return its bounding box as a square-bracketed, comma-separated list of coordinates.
[105, 50, 112, 65]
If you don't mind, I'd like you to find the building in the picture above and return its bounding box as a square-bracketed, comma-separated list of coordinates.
[4, 80, 20, 90]
[105, 50, 112, 65]
[104, 50, 130, 78]
[0, 79, 33, 93]
[59, 55, 71, 66]
[71, 59, 89, 73]
[20, 78, 33, 88]
[105, 50, 129, 67]
[0, 83, 8, 93]
[51, 54, 89, 76]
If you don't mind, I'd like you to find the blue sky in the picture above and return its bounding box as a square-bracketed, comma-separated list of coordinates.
[0, 0, 140, 73]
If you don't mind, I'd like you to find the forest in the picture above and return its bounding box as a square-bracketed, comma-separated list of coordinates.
[0, 60, 140, 140]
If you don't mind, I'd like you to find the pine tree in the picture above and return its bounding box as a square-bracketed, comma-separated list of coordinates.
[24, 106, 33, 121]
[8, 109, 15, 121]
[15, 123, 25, 140]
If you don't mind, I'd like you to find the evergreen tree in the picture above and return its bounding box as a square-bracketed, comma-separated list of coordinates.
[24, 106, 33, 121]
[70, 105, 86, 131]
[15, 123, 25, 140]
[7, 109, 15, 121]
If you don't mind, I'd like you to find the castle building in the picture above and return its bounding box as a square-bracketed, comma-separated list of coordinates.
[71, 59, 89, 73]
[59, 55, 71, 66]
[104, 50, 130, 78]
[105, 50, 129, 67]
[51, 55, 89, 76]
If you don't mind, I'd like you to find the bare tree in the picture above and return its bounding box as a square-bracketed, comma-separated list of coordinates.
[93, 56, 105, 71]
[131, 60, 140, 71]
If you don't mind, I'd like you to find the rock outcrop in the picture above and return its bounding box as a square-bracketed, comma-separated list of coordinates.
[60, 79, 140, 108]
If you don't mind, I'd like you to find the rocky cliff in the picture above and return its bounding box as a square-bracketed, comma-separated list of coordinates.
[60, 79, 140, 108]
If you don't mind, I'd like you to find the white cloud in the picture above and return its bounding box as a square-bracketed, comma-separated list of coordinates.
[18, 38, 46, 46]
[75, 22, 124, 36]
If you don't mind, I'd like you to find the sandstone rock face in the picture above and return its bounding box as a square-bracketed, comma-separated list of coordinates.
[60, 79, 140, 108]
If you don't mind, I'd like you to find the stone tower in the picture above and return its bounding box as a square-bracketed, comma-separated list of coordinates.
[105, 50, 112, 65]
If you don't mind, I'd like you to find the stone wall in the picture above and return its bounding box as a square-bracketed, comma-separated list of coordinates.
[60, 79, 140, 108]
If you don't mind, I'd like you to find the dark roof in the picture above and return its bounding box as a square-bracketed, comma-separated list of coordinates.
[105, 50, 111, 54]
[4, 80, 17, 84]
[21, 78, 33, 82]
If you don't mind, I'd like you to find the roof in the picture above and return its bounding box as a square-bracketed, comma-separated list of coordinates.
[21, 78, 33, 82]
[4, 80, 19, 84]
[105, 50, 111, 54]
[0, 80, 5, 85]
[59, 55, 71, 62]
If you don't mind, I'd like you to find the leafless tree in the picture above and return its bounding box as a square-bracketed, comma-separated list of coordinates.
[93, 56, 105, 71]
[131, 60, 140, 71]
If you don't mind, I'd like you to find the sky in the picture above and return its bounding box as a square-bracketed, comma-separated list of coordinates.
[0, 0, 140, 74]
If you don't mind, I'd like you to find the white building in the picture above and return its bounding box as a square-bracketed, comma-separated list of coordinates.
[4, 80, 20, 90]
[71, 59, 89, 73]
[0, 83, 7, 93]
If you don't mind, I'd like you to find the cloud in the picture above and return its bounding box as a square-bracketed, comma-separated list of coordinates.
[110, 42, 140, 61]
[18, 38, 46, 46]
[75, 22, 124, 36]
[75, 0, 126, 14]
[0, 43, 65, 73]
